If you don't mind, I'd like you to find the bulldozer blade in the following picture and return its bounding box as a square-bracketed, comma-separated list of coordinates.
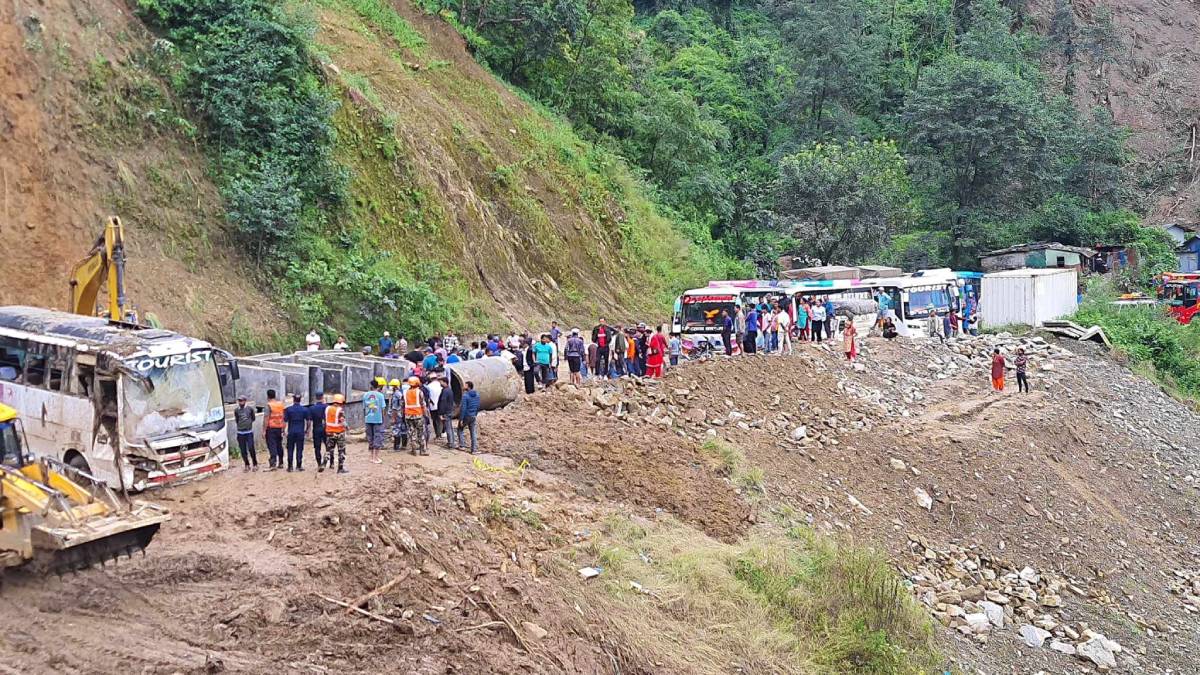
[30, 523, 162, 576]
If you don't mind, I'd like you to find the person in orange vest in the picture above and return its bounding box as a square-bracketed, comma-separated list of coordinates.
[403, 376, 428, 456]
[323, 393, 348, 473]
[264, 389, 286, 471]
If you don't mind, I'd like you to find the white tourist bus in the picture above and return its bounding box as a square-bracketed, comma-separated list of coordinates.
[671, 279, 879, 345]
[866, 269, 963, 336]
[0, 306, 237, 490]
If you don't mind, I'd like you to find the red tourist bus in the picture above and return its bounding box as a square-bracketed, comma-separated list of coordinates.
[1159, 273, 1200, 324]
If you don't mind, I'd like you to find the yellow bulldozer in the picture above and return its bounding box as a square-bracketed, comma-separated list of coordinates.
[0, 404, 169, 574]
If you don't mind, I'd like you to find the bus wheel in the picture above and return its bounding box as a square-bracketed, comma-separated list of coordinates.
[65, 451, 91, 474]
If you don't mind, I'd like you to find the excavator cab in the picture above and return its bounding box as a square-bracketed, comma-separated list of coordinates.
[0, 405, 27, 467]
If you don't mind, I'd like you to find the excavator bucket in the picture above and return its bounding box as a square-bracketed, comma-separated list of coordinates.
[29, 508, 168, 575]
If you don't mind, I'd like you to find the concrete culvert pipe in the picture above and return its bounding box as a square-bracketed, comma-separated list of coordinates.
[444, 357, 520, 411]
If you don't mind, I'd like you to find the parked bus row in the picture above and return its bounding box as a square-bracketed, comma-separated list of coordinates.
[670, 269, 979, 349]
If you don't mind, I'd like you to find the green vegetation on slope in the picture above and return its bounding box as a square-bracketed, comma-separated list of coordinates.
[421, 0, 1136, 271]
[576, 513, 938, 673]
[134, 0, 736, 344]
[1077, 279, 1200, 403]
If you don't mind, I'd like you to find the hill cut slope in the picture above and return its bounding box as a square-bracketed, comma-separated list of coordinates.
[0, 0, 285, 343]
[0, 0, 726, 348]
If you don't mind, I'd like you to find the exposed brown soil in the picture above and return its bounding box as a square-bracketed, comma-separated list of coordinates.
[1029, 0, 1200, 223]
[0, 0, 287, 344]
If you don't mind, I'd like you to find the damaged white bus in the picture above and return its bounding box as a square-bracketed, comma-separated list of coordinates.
[0, 306, 238, 491]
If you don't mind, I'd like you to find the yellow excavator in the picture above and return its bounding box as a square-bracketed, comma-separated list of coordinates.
[67, 216, 156, 325]
[0, 404, 169, 574]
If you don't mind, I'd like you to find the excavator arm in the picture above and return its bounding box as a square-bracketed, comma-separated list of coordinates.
[68, 216, 132, 323]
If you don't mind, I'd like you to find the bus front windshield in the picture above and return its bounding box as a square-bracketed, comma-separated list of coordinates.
[682, 302, 732, 329]
[904, 286, 951, 319]
[122, 351, 224, 441]
[1164, 283, 1199, 307]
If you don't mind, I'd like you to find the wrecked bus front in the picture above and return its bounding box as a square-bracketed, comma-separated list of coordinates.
[0, 306, 232, 491]
[119, 348, 229, 490]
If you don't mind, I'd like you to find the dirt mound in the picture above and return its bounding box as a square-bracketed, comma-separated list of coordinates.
[486, 390, 751, 540]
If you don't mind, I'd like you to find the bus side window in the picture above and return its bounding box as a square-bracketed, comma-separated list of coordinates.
[47, 354, 66, 392]
[0, 347, 20, 382]
[74, 363, 95, 397]
[23, 354, 47, 387]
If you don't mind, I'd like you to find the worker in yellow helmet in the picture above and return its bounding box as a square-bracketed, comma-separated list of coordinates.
[322, 393, 348, 474]
[403, 375, 428, 456]
[389, 379, 407, 452]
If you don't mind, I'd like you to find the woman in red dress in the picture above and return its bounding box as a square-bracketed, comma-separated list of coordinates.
[645, 325, 669, 378]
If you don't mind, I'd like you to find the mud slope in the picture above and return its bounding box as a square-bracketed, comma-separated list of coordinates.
[1030, 0, 1200, 223]
[0, 0, 287, 344]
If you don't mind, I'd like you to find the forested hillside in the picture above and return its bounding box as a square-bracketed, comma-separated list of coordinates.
[2, 0, 741, 348]
[5, 0, 1189, 346]
[419, 0, 1176, 272]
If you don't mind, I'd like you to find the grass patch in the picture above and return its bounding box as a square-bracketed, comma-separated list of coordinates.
[482, 498, 545, 529]
[336, 0, 425, 52]
[980, 323, 1031, 336]
[572, 515, 938, 673]
[701, 438, 766, 497]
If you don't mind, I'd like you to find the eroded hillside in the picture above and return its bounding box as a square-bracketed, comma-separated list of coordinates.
[1030, 0, 1200, 222]
[0, 0, 287, 343]
[0, 0, 729, 348]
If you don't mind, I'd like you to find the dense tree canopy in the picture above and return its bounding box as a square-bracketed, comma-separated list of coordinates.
[423, 0, 1141, 271]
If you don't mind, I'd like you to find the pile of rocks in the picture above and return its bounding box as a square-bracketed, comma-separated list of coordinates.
[935, 333, 1074, 377]
[565, 377, 863, 449]
[905, 536, 1125, 670]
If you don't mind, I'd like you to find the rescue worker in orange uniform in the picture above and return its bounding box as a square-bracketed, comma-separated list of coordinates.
[403, 376, 428, 456]
[323, 394, 349, 473]
[264, 389, 286, 470]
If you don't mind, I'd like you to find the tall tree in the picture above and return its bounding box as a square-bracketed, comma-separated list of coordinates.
[769, 0, 884, 136]
[774, 139, 915, 264]
[902, 55, 1049, 264]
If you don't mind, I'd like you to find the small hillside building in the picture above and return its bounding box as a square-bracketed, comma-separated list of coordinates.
[979, 242, 1095, 273]
[1178, 236, 1200, 273]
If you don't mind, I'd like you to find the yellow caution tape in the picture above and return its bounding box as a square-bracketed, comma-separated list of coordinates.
[471, 456, 529, 477]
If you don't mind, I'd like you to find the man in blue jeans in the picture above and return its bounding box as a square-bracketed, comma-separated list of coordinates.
[234, 395, 258, 471]
[307, 392, 327, 470]
[457, 380, 481, 454]
[363, 380, 387, 464]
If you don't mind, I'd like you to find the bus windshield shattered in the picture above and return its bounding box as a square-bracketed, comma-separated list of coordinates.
[121, 350, 225, 442]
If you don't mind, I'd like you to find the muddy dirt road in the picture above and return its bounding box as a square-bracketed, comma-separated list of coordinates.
[3, 334, 1200, 674]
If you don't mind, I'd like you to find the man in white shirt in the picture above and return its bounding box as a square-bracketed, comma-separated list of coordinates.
[305, 329, 321, 351]
[426, 375, 444, 440]
[776, 307, 793, 355]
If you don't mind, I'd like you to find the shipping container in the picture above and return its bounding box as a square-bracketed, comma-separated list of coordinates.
[980, 268, 1078, 328]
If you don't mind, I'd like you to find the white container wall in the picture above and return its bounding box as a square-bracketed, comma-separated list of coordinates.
[980, 268, 1078, 328]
